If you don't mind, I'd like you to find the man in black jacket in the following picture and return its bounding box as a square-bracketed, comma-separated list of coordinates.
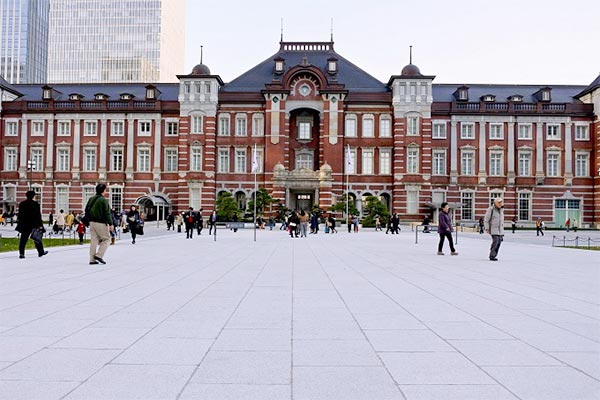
[16, 190, 48, 259]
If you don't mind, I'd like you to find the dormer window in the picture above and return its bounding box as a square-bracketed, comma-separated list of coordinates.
[454, 86, 469, 101]
[69, 93, 82, 101]
[541, 90, 550, 101]
[535, 87, 552, 102]
[145, 85, 156, 100]
[94, 93, 107, 101]
[327, 57, 338, 74]
[510, 95, 523, 102]
[42, 86, 52, 100]
[482, 95, 495, 102]
[120, 93, 133, 101]
[274, 57, 284, 74]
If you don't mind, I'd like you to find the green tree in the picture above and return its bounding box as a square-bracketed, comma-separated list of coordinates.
[247, 188, 276, 217]
[330, 193, 359, 219]
[215, 192, 240, 221]
[361, 195, 389, 227]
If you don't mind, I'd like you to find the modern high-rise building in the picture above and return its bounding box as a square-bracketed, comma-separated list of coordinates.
[47, 0, 185, 83]
[0, 0, 49, 84]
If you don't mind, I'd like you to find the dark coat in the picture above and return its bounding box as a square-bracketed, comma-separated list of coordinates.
[16, 199, 43, 233]
[437, 211, 453, 233]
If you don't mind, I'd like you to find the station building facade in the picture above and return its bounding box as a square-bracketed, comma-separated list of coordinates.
[1, 41, 599, 227]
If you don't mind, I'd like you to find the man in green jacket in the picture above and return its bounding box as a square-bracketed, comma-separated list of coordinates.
[86, 183, 114, 265]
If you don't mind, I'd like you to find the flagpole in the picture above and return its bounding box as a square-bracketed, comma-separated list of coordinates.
[253, 144, 257, 242]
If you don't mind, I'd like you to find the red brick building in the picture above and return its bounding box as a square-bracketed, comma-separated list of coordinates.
[1, 41, 599, 228]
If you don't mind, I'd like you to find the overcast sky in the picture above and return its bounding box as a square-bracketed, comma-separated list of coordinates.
[184, 0, 600, 86]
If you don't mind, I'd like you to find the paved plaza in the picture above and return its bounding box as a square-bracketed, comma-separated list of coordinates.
[0, 225, 599, 400]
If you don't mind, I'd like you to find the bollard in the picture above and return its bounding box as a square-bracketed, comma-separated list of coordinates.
[563, 236, 566, 247]
[415, 225, 418, 244]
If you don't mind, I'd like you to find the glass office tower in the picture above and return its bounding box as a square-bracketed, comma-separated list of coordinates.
[48, 0, 185, 83]
[0, 0, 49, 83]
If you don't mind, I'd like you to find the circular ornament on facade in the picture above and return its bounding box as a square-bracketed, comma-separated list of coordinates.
[331, 96, 337, 103]
[272, 96, 279, 103]
[299, 84, 311, 97]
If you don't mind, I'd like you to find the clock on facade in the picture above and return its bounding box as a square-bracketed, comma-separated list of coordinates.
[299, 84, 311, 96]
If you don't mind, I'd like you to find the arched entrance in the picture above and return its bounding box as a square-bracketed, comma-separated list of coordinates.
[135, 194, 170, 221]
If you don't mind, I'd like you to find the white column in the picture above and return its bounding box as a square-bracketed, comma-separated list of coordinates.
[535, 120, 544, 182]
[328, 97, 338, 145]
[564, 122, 573, 180]
[73, 119, 81, 170]
[153, 117, 162, 179]
[478, 121, 486, 182]
[450, 120, 458, 183]
[19, 118, 28, 178]
[126, 117, 135, 178]
[270, 97, 280, 144]
[507, 121, 515, 183]
[99, 118, 107, 170]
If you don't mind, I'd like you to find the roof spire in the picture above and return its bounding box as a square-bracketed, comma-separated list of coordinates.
[409, 45, 413, 64]
[200, 45, 203, 64]
[330, 18, 334, 42]
[280, 18, 284, 42]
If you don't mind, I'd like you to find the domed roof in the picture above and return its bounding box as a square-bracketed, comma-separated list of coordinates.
[401, 63, 421, 77]
[191, 63, 211, 76]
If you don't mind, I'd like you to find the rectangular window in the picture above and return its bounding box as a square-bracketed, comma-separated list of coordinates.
[298, 122, 311, 140]
[57, 121, 71, 136]
[379, 118, 391, 137]
[165, 149, 178, 172]
[345, 116, 357, 137]
[546, 124, 560, 140]
[4, 148, 18, 171]
[489, 123, 504, 139]
[30, 148, 43, 172]
[84, 121, 97, 136]
[31, 121, 44, 136]
[362, 117, 374, 137]
[518, 152, 531, 176]
[461, 192, 474, 220]
[218, 115, 230, 136]
[407, 148, 419, 174]
[191, 116, 202, 134]
[296, 154, 313, 170]
[82, 187, 95, 209]
[518, 192, 531, 221]
[235, 149, 246, 173]
[461, 123, 475, 139]
[110, 187, 123, 212]
[432, 151, 446, 175]
[32, 186, 42, 208]
[547, 153, 560, 176]
[56, 187, 69, 213]
[83, 148, 96, 172]
[407, 117, 419, 136]
[518, 124, 532, 139]
[379, 149, 391, 175]
[110, 149, 123, 172]
[407, 190, 418, 214]
[167, 121, 179, 136]
[575, 153, 589, 177]
[138, 121, 151, 136]
[137, 148, 151, 172]
[432, 122, 447, 139]
[489, 152, 503, 176]
[218, 148, 229, 173]
[254, 147, 264, 173]
[190, 147, 202, 171]
[575, 125, 589, 140]
[490, 192, 503, 205]
[5, 121, 18, 136]
[57, 149, 70, 172]
[235, 115, 247, 136]
[205, 82, 211, 94]
[252, 114, 264, 136]
[111, 121, 124, 136]
[461, 152, 474, 175]
[362, 149, 374, 174]
[346, 148, 356, 174]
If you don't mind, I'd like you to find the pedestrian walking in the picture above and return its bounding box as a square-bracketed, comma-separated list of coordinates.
[299, 210, 309, 237]
[484, 197, 505, 261]
[76, 221, 86, 244]
[565, 218, 571, 232]
[385, 215, 393, 234]
[392, 213, 400, 234]
[327, 214, 337, 233]
[511, 216, 517, 234]
[535, 218, 544, 236]
[56, 209, 66, 232]
[126, 205, 141, 244]
[437, 202, 458, 256]
[15, 190, 48, 259]
[572, 218, 578, 232]
[347, 215, 353, 233]
[208, 210, 217, 235]
[195, 210, 204, 235]
[478, 217, 485, 234]
[166, 212, 175, 231]
[86, 183, 113, 265]
[310, 212, 318, 234]
[269, 216, 275, 231]
[288, 211, 300, 237]
[375, 215, 382, 231]
[184, 207, 195, 238]
[48, 212, 53, 227]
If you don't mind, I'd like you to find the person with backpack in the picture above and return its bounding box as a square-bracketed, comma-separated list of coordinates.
[184, 207, 195, 238]
[85, 184, 113, 265]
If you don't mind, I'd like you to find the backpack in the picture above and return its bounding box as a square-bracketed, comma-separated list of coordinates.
[81, 196, 101, 227]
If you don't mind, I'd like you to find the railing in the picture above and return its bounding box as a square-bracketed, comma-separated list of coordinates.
[54, 102, 76, 109]
[455, 102, 480, 110]
[514, 103, 537, 111]
[80, 101, 103, 109]
[551, 235, 600, 248]
[485, 103, 509, 111]
[27, 102, 49, 109]
[542, 103, 566, 112]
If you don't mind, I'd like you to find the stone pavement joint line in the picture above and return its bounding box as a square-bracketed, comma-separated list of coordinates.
[0, 226, 599, 400]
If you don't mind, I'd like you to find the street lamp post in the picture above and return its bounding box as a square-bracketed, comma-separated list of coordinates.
[27, 159, 36, 190]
